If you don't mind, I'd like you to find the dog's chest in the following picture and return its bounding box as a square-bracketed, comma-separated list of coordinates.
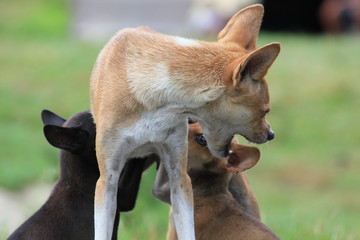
[132, 113, 180, 141]
[122, 106, 187, 157]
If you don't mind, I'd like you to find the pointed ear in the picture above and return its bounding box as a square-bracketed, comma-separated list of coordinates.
[233, 43, 280, 85]
[218, 4, 264, 50]
[41, 109, 66, 126]
[227, 145, 260, 173]
[43, 125, 89, 153]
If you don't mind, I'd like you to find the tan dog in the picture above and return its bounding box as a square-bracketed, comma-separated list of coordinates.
[157, 122, 279, 240]
[90, 4, 280, 240]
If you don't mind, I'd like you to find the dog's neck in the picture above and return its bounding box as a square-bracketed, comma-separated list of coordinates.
[189, 169, 231, 197]
[189, 169, 241, 231]
[58, 151, 99, 192]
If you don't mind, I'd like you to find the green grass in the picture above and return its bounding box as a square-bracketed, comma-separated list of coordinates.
[1, 0, 360, 239]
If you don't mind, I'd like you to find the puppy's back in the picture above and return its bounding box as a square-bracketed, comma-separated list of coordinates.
[192, 192, 279, 240]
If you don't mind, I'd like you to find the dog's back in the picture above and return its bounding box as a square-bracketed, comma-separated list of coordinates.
[192, 195, 279, 240]
[90, 28, 239, 127]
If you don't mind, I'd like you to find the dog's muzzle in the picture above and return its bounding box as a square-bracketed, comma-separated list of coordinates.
[267, 129, 275, 141]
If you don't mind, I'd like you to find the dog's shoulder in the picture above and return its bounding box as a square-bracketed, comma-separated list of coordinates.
[108, 28, 168, 49]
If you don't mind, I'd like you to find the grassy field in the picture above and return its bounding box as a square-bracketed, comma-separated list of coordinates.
[1, 0, 360, 239]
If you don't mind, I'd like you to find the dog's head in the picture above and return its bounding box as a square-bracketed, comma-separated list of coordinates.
[188, 122, 260, 175]
[41, 110, 99, 178]
[196, 5, 280, 158]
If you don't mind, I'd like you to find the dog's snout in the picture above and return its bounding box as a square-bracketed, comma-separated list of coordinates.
[267, 129, 275, 141]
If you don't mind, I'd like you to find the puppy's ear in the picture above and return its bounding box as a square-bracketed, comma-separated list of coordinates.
[233, 43, 280, 85]
[227, 145, 260, 173]
[218, 4, 264, 50]
[43, 125, 89, 153]
[41, 109, 66, 126]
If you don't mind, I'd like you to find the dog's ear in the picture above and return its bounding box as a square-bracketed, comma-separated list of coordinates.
[218, 4, 264, 50]
[41, 109, 66, 126]
[227, 145, 260, 173]
[232, 43, 280, 85]
[43, 125, 89, 153]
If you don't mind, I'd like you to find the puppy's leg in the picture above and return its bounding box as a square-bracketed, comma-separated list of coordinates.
[94, 130, 133, 240]
[160, 124, 195, 240]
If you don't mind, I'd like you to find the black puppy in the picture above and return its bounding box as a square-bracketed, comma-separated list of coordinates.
[8, 110, 151, 240]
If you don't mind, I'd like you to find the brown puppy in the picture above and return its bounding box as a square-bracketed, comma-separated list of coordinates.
[90, 4, 280, 239]
[155, 122, 279, 240]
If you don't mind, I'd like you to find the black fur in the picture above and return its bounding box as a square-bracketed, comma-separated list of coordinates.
[7, 110, 150, 240]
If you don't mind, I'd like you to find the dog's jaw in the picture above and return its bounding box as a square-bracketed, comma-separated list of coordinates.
[243, 131, 270, 144]
[207, 136, 233, 158]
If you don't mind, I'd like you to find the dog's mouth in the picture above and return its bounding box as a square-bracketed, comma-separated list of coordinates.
[243, 134, 266, 145]
[244, 135, 256, 144]
[223, 136, 233, 157]
[207, 135, 234, 158]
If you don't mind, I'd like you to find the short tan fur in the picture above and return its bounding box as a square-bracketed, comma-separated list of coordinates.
[90, 4, 280, 240]
[164, 123, 279, 240]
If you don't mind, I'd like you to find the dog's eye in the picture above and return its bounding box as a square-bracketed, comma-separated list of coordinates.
[261, 109, 270, 117]
[195, 134, 207, 146]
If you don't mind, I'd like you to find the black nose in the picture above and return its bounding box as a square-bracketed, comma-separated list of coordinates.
[267, 130, 275, 141]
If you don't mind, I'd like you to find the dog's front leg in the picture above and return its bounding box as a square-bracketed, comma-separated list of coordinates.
[95, 164, 122, 240]
[152, 162, 171, 204]
[94, 132, 132, 240]
[160, 125, 195, 240]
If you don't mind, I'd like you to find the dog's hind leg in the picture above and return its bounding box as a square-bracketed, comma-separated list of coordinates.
[158, 123, 195, 240]
[94, 129, 135, 240]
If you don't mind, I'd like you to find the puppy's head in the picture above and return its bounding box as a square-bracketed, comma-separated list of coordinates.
[42, 110, 98, 173]
[198, 5, 279, 158]
[188, 122, 260, 175]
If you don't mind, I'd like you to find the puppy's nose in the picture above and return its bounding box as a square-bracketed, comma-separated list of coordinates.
[267, 129, 275, 141]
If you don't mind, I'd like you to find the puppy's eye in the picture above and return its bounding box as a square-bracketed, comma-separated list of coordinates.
[195, 134, 207, 146]
[188, 118, 197, 124]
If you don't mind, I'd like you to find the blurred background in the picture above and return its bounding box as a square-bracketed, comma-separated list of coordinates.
[1, 0, 360, 239]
